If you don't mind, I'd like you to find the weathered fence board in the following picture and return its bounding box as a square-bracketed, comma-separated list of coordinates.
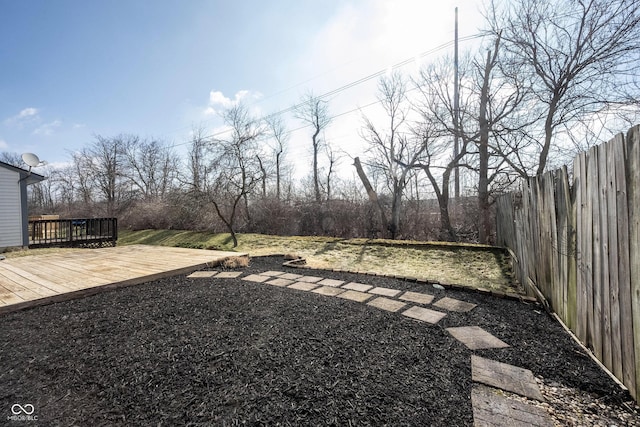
[588, 145, 600, 358]
[598, 143, 611, 369]
[574, 152, 587, 343]
[627, 126, 640, 401]
[618, 131, 635, 398]
[607, 134, 622, 382]
[496, 125, 640, 401]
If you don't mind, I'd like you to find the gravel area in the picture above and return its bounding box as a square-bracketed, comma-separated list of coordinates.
[0, 256, 638, 426]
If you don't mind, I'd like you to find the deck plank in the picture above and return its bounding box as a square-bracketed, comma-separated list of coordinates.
[0, 245, 243, 314]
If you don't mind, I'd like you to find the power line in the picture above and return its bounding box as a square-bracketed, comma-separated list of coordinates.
[164, 32, 484, 151]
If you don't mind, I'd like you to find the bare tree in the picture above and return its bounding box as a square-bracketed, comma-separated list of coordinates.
[471, 34, 529, 242]
[208, 104, 264, 247]
[50, 165, 78, 213]
[295, 93, 331, 203]
[122, 137, 177, 200]
[0, 152, 22, 167]
[411, 122, 466, 241]
[360, 73, 423, 239]
[488, 0, 640, 175]
[266, 116, 289, 200]
[78, 135, 130, 216]
[323, 144, 340, 201]
[184, 127, 212, 197]
[413, 59, 475, 240]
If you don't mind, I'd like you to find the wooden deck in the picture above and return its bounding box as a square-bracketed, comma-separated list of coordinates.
[0, 245, 245, 315]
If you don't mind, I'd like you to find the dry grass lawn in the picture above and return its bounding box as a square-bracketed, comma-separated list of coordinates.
[118, 230, 515, 293]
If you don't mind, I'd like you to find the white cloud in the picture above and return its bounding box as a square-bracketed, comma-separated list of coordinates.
[18, 107, 39, 118]
[0, 138, 8, 150]
[33, 120, 62, 136]
[203, 90, 262, 116]
[4, 107, 40, 126]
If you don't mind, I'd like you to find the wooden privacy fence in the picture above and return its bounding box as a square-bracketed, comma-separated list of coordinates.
[496, 125, 640, 402]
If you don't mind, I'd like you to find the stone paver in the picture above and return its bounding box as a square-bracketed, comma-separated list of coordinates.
[401, 306, 447, 324]
[337, 290, 373, 303]
[288, 281, 320, 291]
[368, 287, 401, 297]
[367, 297, 407, 312]
[297, 276, 324, 283]
[399, 291, 434, 305]
[446, 326, 510, 350]
[471, 385, 553, 427]
[317, 278, 345, 287]
[242, 274, 270, 283]
[472, 356, 544, 401]
[187, 271, 217, 278]
[311, 286, 345, 297]
[342, 282, 373, 292]
[216, 271, 243, 278]
[265, 278, 295, 287]
[279, 273, 303, 280]
[434, 296, 477, 312]
[260, 271, 285, 277]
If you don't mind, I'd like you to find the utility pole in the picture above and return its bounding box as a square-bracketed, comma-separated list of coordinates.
[453, 6, 460, 199]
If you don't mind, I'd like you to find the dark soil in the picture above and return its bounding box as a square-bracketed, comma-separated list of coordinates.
[0, 256, 632, 426]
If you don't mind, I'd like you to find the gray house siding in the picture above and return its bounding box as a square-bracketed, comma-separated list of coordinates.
[0, 162, 45, 249]
[0, 166, 23, 247]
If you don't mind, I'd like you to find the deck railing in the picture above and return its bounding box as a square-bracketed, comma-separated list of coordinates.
[28, 218, 118, 248]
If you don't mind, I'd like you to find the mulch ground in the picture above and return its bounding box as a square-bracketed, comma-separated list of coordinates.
[0, 256, 634, 426]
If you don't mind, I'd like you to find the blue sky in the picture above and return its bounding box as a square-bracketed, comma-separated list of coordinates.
[0, 0, 486, 175]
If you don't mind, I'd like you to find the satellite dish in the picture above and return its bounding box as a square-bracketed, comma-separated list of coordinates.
[21, 153, 41, 168]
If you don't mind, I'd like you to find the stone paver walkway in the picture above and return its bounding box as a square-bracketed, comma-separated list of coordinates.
[472, 355, 544, 401]
[402, 306, 447, 324]
[472, 386, 553, 427]
[446, 326, 510, 350]
[318, 278, 345, 287]
[187, 271, 218, 278]
[367, 296, 407, 312]
[342, 282, 373, 292]
[265, 278, 294, 287]
[242, 274, 270, 283]
[297, 275, 323, 283]
[399, 291, 434, 305]
[288, 281, 320, 291]
[311, 286, 345, 297]
[338, 290, 373, 302]
[434, 296, 477, 312]
[261, 271, 285, 277]
[216, 271, 243, 278]
[369, 287, 402, 297]
[195, 268, 551, 426]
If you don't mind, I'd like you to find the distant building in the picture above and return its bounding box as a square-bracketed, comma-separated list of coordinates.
[0, 161, 46, 249]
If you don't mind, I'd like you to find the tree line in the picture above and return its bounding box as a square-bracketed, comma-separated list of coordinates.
[5, 0, 640, 245]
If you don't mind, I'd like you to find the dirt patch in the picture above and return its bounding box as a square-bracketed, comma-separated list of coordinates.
[0, 257, 636, 425]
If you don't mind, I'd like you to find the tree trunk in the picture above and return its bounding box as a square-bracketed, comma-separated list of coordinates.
[276, 152, 281, 200]
[354, 157, 388, 237]
[390, 186, 402, 239]
[536, 95, 559, 176]
[424, 165, 456, 241]
[438, 169, 455, 241]
[478, 49, 491, 244]
[312, 130, 321, 203]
